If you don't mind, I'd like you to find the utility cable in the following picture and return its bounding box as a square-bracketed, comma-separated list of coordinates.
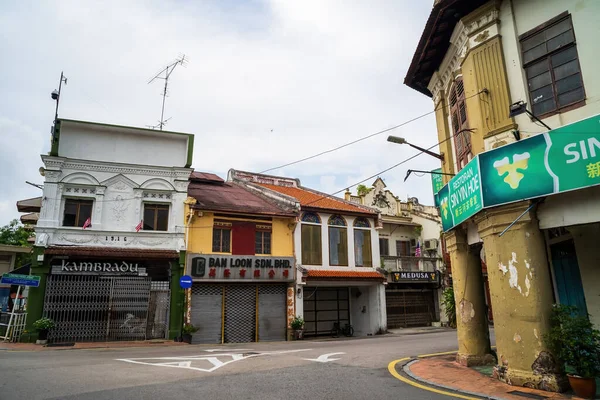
[259, 90, 488, 174]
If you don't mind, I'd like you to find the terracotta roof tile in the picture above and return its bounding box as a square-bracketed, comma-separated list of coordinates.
[45, 246, 178, 259]
[188, 181, 296, 217]
[190, 171, 224, 183]
[305, 270, 385, 281]
[257, 184, 376, 215]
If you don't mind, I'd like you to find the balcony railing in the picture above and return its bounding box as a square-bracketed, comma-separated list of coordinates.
[382, 255, 441, 272]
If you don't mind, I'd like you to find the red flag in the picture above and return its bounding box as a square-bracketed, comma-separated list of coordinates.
[82, 217, 91, 230]
[135, 220, 143, 232]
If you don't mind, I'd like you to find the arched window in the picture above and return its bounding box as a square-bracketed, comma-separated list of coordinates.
[328, 215, 348, 266]
[449, 77, 472, 170]
[353, 217, 370, 228]
[328, 215, 347, 226]
[353, 217, 372, 267]
[301, 212, 321, 224]
[301, 212, 322, 265]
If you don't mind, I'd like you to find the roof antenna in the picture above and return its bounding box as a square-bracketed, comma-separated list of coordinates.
[148, 54, 188, 130]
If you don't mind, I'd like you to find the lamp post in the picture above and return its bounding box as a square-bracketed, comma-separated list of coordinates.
[387, 136, 444, 161]
[51, 72, 67, 124]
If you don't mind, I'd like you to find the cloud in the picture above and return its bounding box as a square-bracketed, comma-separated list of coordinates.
[0, 0, 441, 225]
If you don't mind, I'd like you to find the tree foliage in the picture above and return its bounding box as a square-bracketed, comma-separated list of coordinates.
[441, 287, 457, 329]
[356, 184, 370, 196]
[0, 219, 33, 246]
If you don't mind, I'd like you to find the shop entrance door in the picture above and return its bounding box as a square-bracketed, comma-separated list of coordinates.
[550, 239, 588, 316]
[303, 287, 350, 336]
[224, 285, 256, 343]
[43, 275, 167, 343]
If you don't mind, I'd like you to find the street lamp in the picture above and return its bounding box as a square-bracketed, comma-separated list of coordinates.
[387, 135, 444, 161]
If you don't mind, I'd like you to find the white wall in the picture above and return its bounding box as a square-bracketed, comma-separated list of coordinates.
[537, 185, 600, 229]
[58, 121, 190, 168]
[36, 124, 192, 251]
[294, 212, 379, 269]
[500, 0, 600, 136]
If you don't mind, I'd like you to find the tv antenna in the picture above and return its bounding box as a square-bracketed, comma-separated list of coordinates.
[148, 54, 188, 130]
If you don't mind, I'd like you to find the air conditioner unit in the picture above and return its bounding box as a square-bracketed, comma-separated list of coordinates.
[410, 239, 417, 248]
[424, 239, 439, 251]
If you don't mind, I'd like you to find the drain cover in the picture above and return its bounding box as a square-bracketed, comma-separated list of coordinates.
[506, 390, 548, 399]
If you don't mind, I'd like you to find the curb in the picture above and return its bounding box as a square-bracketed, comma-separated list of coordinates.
[402, 359, 500, 400]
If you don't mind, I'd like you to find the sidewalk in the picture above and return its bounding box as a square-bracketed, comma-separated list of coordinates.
[404, 354, 587, 400]
[388, 326, 455, 336]
[0, 339, 188, 351]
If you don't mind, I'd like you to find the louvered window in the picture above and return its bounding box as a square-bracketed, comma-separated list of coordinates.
[449, 78, 471, 170]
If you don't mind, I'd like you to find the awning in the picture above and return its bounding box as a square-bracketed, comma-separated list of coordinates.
[44, 247, 179, 259]
[304, 270, 385, 282]
[16, 197, 42, 213]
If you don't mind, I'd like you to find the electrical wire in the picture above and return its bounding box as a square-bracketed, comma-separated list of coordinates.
[259, 90, 488, 174]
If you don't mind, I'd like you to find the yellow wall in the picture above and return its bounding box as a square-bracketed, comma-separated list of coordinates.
[185, 203, 294, 257]
[462, 36, 515, 154]
[434, 94, 455, 183]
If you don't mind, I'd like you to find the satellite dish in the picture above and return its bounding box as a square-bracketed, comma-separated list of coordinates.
[39, 167, 46, 177]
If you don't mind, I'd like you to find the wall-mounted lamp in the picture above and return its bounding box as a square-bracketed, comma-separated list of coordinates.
[296, 287, 302, 299]
[508, 101, 551, 130]
[387, 136, 445, 161]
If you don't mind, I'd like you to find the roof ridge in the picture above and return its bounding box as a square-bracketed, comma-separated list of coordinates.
[296, 185, 380, 214]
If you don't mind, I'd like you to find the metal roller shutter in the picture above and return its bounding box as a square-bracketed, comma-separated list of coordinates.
[191, 285, 223, 344]
[258, 285, 287, 342]
[386, 290, 434, 328]
[224, 285, 256, 343]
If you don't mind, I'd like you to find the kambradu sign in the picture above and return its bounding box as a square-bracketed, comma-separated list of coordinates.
[189, 255, 294, 281]
[51, 260, 146, 276]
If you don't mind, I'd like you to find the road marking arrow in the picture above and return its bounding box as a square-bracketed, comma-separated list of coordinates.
[303, 352, 345, 363]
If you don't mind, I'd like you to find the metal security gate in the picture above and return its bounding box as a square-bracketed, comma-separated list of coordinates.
[258, 285, 286, 341]
[386, 290, 435, 328]
[224, 285, 256, 343]
[43, 275, 163, 343]
[303, 287, 350, 336]
[191, 284, 287, 343]
[191, 285, 223, 344]
[147, 281, 171, 339]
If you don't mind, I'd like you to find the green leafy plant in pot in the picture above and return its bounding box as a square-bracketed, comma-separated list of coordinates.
[32, 317, 55, 344]
[290, 316, 304, 340]
[544, 304, 600, 399]
[181, 323, 199, 344]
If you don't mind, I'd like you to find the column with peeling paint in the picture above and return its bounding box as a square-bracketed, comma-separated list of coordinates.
[477, 202, 568, 392]
[446, 228, 494, 366]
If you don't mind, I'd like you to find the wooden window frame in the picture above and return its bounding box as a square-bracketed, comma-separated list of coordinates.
[212, 227, 231, 253]
[519, 13, 585, 118]
[255, 230, 272, 255]
[396, 240, 411, 257]
[449, 77, 472, 171]
[301, 223, 322, 265]
[63, 198, 93, 227]
[379, 238, 390, 256]
[328, 226, 348, 266]
[143, 203, 169, 231]
[354, 228, 372, 267]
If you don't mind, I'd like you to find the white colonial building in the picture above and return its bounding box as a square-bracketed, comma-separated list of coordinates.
[19, 118, 194, 343]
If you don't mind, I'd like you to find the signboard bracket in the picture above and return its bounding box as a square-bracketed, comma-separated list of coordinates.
[498, 200, 539, 237]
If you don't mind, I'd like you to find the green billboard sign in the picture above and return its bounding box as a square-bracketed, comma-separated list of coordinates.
[431, 168, 444, 195]
[439, 113, 600, 232]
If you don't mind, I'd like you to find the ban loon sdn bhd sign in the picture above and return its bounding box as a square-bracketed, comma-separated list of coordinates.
[436, 113, 600, 232]
[189, 255, 294, 281]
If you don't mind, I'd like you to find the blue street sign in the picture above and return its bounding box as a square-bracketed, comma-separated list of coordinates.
[1, 273, 41, 287]
[179, 275, 193, 289]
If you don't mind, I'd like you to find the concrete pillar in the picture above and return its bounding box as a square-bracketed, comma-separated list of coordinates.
[477, 202, 568, 392]
[446, 228, 493, 366]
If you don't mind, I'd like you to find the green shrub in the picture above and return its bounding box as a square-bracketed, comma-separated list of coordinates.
[441, 287, 457, 328]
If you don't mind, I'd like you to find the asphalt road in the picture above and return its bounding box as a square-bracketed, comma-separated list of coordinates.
[0, 330, 476, 400]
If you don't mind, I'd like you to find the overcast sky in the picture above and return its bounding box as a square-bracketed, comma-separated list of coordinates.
[0, 0, 440, 226]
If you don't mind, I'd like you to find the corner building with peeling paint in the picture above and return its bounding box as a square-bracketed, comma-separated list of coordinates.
[405, 0, 600, 392]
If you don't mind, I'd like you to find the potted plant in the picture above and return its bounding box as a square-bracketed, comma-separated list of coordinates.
[181, 323, 198, 344]
[32, 317, 55, 345]
[544, 304, 600, 399]
[291, 316, 304, 340]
